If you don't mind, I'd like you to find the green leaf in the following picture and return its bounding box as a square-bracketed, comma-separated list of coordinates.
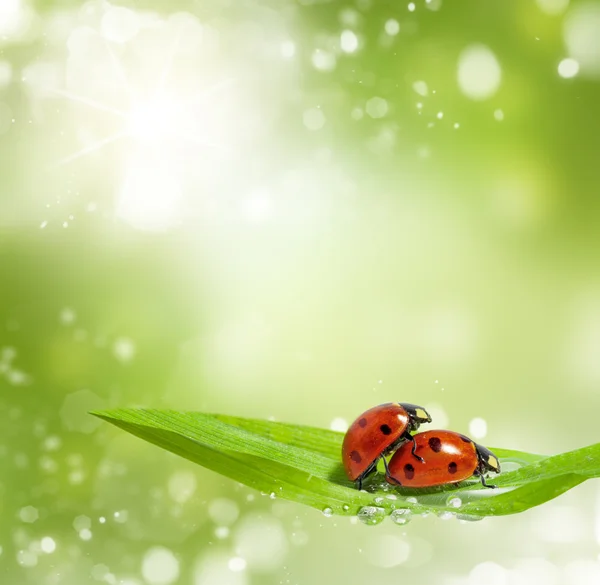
[92, 409, 600, 521]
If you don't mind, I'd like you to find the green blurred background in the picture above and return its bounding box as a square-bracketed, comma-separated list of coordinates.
[2, 0, 600, 583]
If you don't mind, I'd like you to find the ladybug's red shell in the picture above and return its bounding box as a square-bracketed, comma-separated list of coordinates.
[342, 403, 410, 482]
[387, 429, 479, 488]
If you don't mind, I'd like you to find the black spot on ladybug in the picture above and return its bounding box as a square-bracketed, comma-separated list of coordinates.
[358, 418, 368, 428]
[380, 424, 392, 435]
[428, 437, 442, 452]
[404, 463, 415, 480]
[459, 435, 471, 443]
[448, 462, 458, 474]
[350, 450, 362, 463]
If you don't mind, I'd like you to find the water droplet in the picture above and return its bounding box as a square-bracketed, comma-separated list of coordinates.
[342, 505, 350, 512]
[406, 497, 418, 504]
[374, 497, 384, 505]
[456, 513, 484, 523]
[447, 496, 462, 508]
[390, 508, 412, 525]
[437, 511, 455, 520]
[269, 492, 276, 500]
[357, 506, 385, 526]
[386, 494, 397, 501]
[499, 460, 522, 473]
[322, 507, 333, 517]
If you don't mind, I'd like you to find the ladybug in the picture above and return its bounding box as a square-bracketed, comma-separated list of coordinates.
[386, 429, 501, 489]
[342, 403, 432, 489]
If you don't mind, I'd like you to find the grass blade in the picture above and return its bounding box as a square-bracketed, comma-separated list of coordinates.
[92, 409, 600, 521]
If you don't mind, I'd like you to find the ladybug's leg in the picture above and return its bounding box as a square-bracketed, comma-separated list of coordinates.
[381, 458, 402, 486]
[381, 455, 392, 480]
[478, 473, 496, 489]
[475, 464, 497, 489]
[356, 459, 378, 491]
[403, 431, 425, 463]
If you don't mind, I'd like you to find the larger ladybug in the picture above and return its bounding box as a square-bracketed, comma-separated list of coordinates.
[342, 403, 432, 489]
[386, 429, 501, 489]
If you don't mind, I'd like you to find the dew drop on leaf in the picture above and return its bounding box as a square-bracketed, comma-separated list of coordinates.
[390, 508, 412, 525]
[357, 506, 385, 526]
[457, 513, 484, 523]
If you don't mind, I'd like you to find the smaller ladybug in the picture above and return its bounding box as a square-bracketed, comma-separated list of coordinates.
[386, 429, 501, 489]
[342, 403, 432, 490]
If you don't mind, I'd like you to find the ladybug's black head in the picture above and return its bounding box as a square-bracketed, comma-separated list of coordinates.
[475, 443, 501, 475]
[399, 403, 432, 431]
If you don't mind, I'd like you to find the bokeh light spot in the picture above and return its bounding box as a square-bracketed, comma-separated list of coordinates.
[536, 0, 570, 15]
[558, 58, 580, 79]
[303, 107, 326, 131]
[564, 3, 600, 78]
[366, 97, 388, 118]
[142, 547, 180, 585]
[457, 44, 502, 100]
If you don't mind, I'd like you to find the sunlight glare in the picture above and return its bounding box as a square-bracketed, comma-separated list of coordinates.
[127, 96, 181, 142]
[117, 153, 182, 231]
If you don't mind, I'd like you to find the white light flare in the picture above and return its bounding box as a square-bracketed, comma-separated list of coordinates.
[117, 152, 182, 232]
[0, 0, 31, 39]
[242, 188, 274, 224]
[127, 95, 182, 143]
[48, 9, 254, 235]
